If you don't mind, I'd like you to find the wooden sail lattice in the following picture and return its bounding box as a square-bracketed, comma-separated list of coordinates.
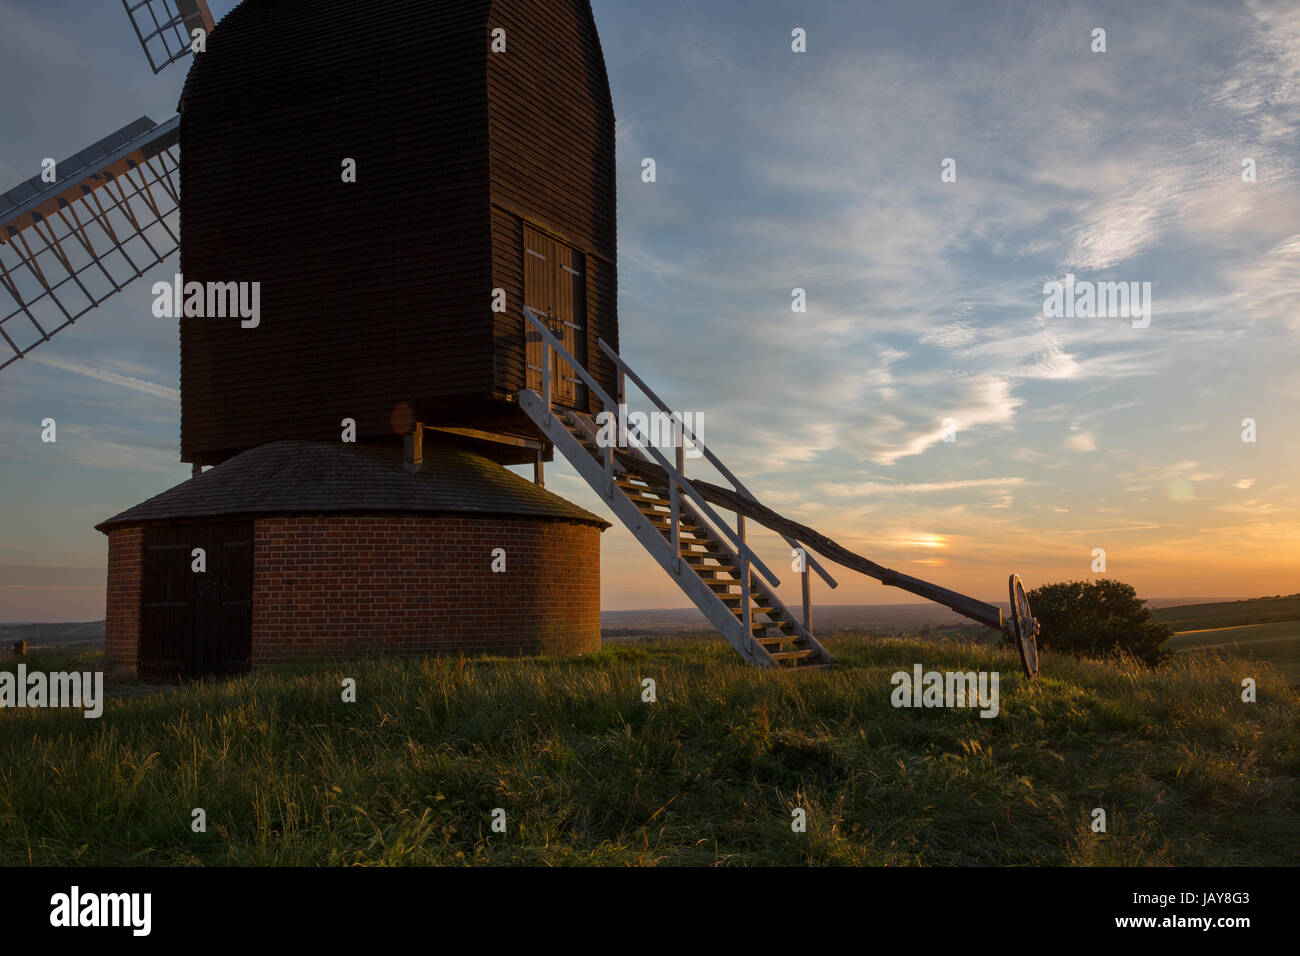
[0, 116, 180, 372]
[121, 0, 216, 74]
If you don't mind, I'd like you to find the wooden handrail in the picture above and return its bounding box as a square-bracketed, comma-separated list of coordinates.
[598, 337, 838, 590]
[609, 448, 1006, 632]
[523, 307, 781, 588]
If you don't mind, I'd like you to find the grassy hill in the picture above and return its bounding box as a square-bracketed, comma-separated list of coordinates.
[0, 621, 104, 647]
[1, 636, 1296, 866]
[1153, 595, 1300, 631]
[1155, 596, 1300, 685]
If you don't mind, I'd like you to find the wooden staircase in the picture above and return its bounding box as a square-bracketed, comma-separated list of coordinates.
[573, 410, 830, 670]
[517, 307, 836, 672]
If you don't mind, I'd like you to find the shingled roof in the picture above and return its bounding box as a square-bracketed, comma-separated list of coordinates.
[96, 440, 609, 531]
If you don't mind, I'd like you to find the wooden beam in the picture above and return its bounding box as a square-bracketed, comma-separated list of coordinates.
[428, 425, 544, 451]
[611, 449, 1005, 631]
[404, 424, 423, 474]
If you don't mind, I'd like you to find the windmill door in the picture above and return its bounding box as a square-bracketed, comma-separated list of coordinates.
[524, 224, 586, 406]
[140, 522, 253, 681]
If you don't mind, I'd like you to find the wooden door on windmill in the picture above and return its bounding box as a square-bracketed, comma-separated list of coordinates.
[524, 224, 585, 406]
[140, 522, 253, 681]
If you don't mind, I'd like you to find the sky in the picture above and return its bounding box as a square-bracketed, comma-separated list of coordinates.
[1, 0, 1298, 622]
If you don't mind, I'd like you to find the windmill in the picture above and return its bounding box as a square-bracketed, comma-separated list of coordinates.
[1, 0, 1041, 681]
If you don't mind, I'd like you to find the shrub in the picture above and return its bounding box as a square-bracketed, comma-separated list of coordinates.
[1022, 578, 1172, 667]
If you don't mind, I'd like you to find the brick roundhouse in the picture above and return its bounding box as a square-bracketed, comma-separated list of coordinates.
[99, 442, 608, 681]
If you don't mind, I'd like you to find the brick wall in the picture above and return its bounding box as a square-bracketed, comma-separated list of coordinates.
[251, 515, 603, 665]
[105, 526, 142, 667]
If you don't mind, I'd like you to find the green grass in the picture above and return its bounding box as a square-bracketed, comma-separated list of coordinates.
[1, 635, 1297, 866]
[1153, 595, 1300, 631]
[1154, 596, 1300, 686]
[1165, 622, 1300, 686]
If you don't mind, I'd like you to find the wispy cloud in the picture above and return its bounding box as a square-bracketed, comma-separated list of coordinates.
[818, 477, 1028, 497]
[27, 354, 179, 402]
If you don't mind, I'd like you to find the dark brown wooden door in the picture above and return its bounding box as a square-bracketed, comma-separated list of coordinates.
[141, 522, 253, 681]
[524, 224, 585, 406]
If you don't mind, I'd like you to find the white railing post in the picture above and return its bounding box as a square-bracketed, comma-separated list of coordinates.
[672, 413, 685, 575]
[542, 342, 552, 410]
[598, 338, 838, 593]
[616, 369, 627, 497]
[802, 559, 813, 635]
[603, 416, 614, 499]
[739, 514, 751, 657]
[674, 411, 685, 477]
[669, 474, 681, 574]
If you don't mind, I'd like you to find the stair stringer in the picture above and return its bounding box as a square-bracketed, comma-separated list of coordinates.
[562, 410, 833, 666]
[519, 388, 772, 667]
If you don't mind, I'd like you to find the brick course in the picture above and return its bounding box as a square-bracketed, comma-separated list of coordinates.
[104, 526, 143, 667]
[103, 514, 602, 671]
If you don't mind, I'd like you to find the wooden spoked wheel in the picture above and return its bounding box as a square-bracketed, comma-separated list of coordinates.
[1009, 574, 1039, 679]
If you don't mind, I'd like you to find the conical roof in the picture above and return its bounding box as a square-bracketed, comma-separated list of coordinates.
[96, 440, 608, 531]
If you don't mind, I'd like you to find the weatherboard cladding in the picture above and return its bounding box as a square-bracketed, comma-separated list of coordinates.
[487, 0, 618, 409]
[95, 441, 609, 531]
[179, 0, 491, 461]
[178, 0, 617, 462]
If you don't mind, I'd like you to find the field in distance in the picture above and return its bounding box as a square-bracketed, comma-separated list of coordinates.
[1156, 595, 1300, 685]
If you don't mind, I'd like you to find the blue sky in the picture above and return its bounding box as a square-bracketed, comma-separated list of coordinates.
[1, 0, 1298, 620]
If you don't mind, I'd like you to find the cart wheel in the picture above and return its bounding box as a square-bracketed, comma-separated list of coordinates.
[1009, 574, 1039, 679]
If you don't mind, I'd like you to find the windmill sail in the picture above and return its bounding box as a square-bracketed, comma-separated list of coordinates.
[0, 115, 180, 372]
[122, 0, 216, 74]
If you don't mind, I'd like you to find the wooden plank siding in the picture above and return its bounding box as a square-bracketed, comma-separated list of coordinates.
[178, 0, 616, 464]
[180, 0, 495, 463]
[487, 0, 618, 415]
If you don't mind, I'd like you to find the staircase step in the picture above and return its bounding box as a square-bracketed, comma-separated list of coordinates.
[769, 649, 818, 663]
[630, 493, 680, 510]
[684, 558, 733, 573]
[742, 603, 786, 619]
[743, 613, 790, 629]
[696, 568, 736, 581]
[642, 512, 704, 532]
[682, 541, 725, 555]
[691, 563, 737, 577]
[638, 500, 700, 519]
[755, 634, 806, 647]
